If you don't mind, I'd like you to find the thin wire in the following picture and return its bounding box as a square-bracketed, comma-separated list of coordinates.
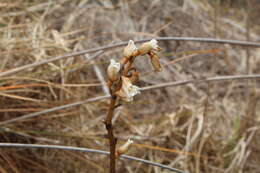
[140, 74, 260, 91]
[0, 95, 110, 125]
[1, 74, 260, 125]
[0, 143, 187, 173]
[0, 37, 259, 77]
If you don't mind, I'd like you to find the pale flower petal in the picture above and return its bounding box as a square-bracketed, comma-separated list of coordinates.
[115, 76, 140, 102]
[107, 59, 120, 81]
[116, 138, 133, 157]
[128, 85, 140, 97]
[149, 39, 159, 50]
[138, 39, 160, 55]
[123, 40, 138, 58]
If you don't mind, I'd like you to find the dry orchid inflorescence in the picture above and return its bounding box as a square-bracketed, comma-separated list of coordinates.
[105, 39, 162, 173]
[107, 39, 162, 102]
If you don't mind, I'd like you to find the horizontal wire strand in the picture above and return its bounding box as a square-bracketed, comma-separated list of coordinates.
[0, 143, 187, 173]
[0, 37, 259, 77]
[1, 74, 260, 125]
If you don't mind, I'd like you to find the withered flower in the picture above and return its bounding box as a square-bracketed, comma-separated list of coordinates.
[123, 40, 138, 58]
[138, 39, 161, 55]
[116, 138, 133, 158]
[115, 76, 140, 102]
[149, 39, 160, 50]
[107, 59, 121, 81]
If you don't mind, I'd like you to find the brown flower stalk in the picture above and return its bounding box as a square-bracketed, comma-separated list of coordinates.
[105, 39, 162, 173]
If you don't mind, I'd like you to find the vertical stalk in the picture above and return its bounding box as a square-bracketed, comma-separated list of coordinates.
[105, 96, 117, 173]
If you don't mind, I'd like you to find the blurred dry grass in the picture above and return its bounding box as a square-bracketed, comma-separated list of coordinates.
[0, 0, 260, 172]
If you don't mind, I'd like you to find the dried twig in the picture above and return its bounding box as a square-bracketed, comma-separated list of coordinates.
[0, 143, 187, 173]
[0, 37, 259, 77]
[1, 74, 260, 126]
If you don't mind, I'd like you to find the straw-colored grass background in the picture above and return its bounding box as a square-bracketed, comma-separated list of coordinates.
[0, 0, 260, 172]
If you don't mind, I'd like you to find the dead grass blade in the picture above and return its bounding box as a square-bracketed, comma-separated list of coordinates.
[0, 108, 43, 112]
[133, 143, 215, 160]
[0, 152, 20, 173]
[0, 92, 41, 102]
[0, 83, 47, 90]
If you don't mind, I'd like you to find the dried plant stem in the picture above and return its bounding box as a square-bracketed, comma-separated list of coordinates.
[105, 96, 117, 173]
